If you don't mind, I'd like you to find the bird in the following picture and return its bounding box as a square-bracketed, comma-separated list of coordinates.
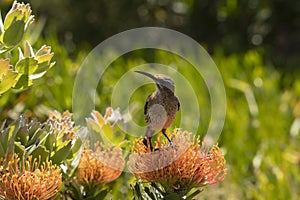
[135, 70, 180, 151]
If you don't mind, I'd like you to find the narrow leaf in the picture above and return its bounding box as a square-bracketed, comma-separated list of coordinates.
[51, 141, 72, 164]
[186, 189, 202, 200]
[30, 145, 49, 163]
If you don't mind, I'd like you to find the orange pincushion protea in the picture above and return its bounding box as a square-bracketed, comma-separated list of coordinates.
[128, 129, 227, 193]
[77, 142, 125, 186]
[0, 155, 62, 200]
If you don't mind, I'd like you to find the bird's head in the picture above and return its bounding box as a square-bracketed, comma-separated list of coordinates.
[135, 70, 175, 93]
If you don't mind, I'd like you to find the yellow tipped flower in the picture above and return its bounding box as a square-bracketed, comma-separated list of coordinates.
[77, 142, 125, 186]
[128, 129, 227, 193]
[3, 1, 33, 29]
[0, 154, 62, 200]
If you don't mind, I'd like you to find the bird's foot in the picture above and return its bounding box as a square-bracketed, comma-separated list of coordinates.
[143, 137, 154, 152]
[169, 141, 177, 150]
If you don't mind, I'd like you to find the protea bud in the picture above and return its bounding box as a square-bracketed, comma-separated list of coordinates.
[0, 1, 34, 48]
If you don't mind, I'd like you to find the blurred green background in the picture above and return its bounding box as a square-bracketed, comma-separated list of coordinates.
[0, 0, 300, 199]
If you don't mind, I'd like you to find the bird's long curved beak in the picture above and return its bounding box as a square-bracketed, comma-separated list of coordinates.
[134, 70, 157, 82]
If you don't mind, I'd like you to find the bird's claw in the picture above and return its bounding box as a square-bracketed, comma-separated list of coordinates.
[169, 141, 177, 150]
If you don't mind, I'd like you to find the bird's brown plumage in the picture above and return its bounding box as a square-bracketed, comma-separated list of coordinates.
[144, 89, 180, 131]
[135, 70, 180, 151]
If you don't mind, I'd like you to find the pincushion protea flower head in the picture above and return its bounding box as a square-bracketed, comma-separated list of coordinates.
[0, 154, 62, 199]
[47, 110, 76, 141]
[76, 142, 125, 186]
[128, 129, 227, 194]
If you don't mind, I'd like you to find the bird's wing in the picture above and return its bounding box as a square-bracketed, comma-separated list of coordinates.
[144, 94, 152, 123]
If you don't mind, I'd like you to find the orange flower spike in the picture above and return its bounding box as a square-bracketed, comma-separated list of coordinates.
[128, 129, 227, 193]
[77, 142, 125, 186]
[0, 154, 62, 200]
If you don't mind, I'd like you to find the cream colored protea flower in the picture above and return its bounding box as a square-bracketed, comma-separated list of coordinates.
[128, 129, 227, 194]
[77, 142, 125, 186]
[0, 154, 62, 200]
[47, 110, 76, 141]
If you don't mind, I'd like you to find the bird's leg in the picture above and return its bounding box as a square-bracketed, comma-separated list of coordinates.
[143, 137, 153, 151]
[162, 129, 174, 148]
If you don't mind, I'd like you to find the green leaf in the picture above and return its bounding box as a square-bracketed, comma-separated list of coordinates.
[51, 141, 72, 164]
[4, 1, 20, 30]
[15, 126, 29, 145]
[3, 20, 25, 47]
[5, 117, 24, 163]
[37, 52, 54, 64]
[93, 189, 108, 199]
[27, 127, 44, 147]
[34, 61, 53, 74]
[18, 47, 24, 60]
[101, 123, 113, 142]
[164, 193, 182, 200]
[67, 138, 82, 160]
[0, 128, 10, 154]
[0, 69, 18, 94]
[112, 130, 126, 146]
[0, 138, 6, 157]
[14, 141, 25, 156]
[7, 117, 24, 147]
[13, 74, 32, 89]
[30, 145, 49, 163]
[4, 1, 32, 30]
[24, 41, 35, 57]
[15, 57, 38, 75]
[3, 12, 19, 30]
[66, 183, 81, 199]
[44, 131, 56, 152]
[186, 189, 202, 200]
[27, 121, 42, 138]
